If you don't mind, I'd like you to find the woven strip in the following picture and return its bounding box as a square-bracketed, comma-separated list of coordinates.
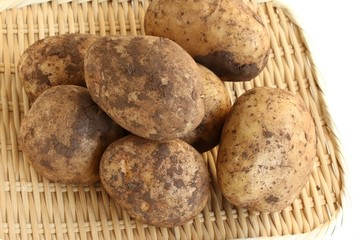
[0, 0, 347, 239]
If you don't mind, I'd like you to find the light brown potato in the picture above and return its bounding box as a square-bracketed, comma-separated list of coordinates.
[17, 33, 100, 102]
[100, 134, 210, 227]
[144, 0, 270, 81]
[19, 85, 125, 185]
[85, 36, 204, 141]
[217, 87, 316, 212]
[181, 64, 231, 153]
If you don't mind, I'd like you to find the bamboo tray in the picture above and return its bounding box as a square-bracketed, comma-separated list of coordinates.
[0, 0, 348, 239]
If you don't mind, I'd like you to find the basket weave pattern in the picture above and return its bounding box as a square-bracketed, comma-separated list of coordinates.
[0, 0, 346, 239]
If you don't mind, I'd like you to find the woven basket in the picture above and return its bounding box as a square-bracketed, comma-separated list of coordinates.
[0, 0, 348, 239]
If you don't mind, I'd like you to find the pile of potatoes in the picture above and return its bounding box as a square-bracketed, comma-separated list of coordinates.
[17, 0, 316, 228]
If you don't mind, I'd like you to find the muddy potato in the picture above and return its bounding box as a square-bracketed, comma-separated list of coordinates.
[17, 33, 99, 102]
[100, 134, 210, 227]
[181, 64, 231, 153]
[19, 85, 125, 185]
[144, 0, 270, 81]
[85, 36, 204, 141]
[217, 87, 316, 212]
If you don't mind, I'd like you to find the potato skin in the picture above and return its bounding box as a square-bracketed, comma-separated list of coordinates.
[18, 85, 125, 185]
[17, 33, 99, 102]
[144, 0, 270, 81]
[181, 64, 231, 152]
[100, 135, 210, 227]
[217, 87, 316, 212]
[84, 36, 204, 141]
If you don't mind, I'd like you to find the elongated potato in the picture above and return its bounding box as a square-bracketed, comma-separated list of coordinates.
[100, 135, 210, 227]
[85, 36, 204, 141]
[217, 87, 316, 212]
[17, 34, 99, 102]
[181, 64, 231, 152]
[144, 0, 270, 81]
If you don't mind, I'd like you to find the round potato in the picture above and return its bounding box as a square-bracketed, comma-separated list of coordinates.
[144, 0, 270, 81]
[17, 33, 99, 102]
[100, 134, 210, 227]
[19, 85, 125, 185]
[181, 64, 231, 153]
[84, 36, 205, 141]
[217, 87, 316, 212]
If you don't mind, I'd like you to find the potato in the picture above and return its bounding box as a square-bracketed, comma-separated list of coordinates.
[18, 85, 125, 185]
[100, 134, 210, 227]
[217, 87, 316, 212]
[181, 64, 231, 153]
[144, 0, 270, 81]
[17, 33, 99, 102]
[84, 36, 204, 141]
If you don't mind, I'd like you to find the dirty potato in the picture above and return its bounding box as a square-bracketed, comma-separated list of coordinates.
[85, 36, 204, 141]
[19, 85, 125, 185]
[17, 33, 99, 102]
[144, 0, 270, 81]
[217, 87, 316, 212]
[100, 134, 210, 227]
[181, 64, 231, 153]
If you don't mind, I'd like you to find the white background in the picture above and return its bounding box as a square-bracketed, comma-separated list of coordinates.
[281, 0, 360, 239]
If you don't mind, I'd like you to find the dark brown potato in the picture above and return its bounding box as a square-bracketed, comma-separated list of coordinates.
[100, 134, 210, 227]
[181, 64, 231, 152]
[84, 36, 205, 141]
[17, 33, 100, 102]
[217, 87, 317, 212]
[145, 0, 270, 82]
[19, 85, 125, 185]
